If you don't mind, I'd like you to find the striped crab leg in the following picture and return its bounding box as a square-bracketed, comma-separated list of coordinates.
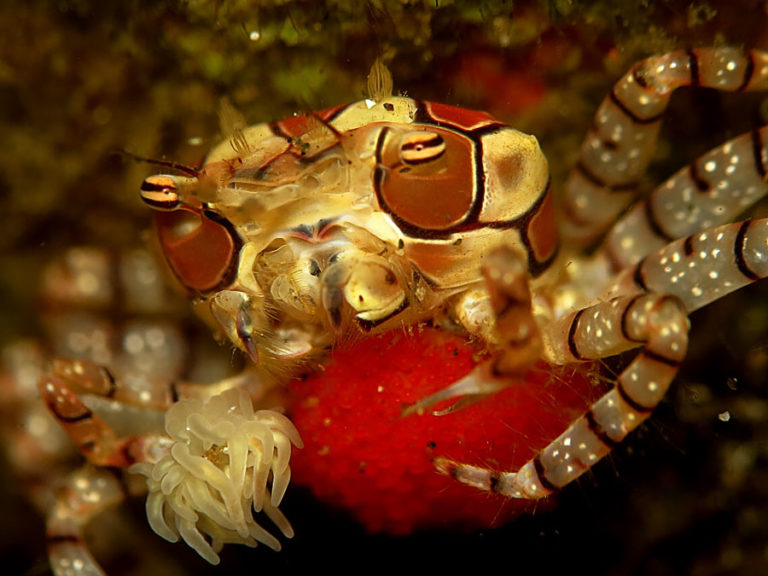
[435, 219, 768, 497]
[39, 371, 170, 468]
[609, 218, 768, 313]
[561, 47, 768, 247]
[46, 466, 126, 576]
[47, 357, 255, 410]
[598, 127, 768, 271]
[435, 293, 689, 498]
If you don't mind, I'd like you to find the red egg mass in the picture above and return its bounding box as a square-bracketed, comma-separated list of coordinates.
[288, 327, 606, 535]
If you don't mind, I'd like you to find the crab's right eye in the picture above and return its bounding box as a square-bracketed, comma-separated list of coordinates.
[154, 207, 240, 294]
[140, 175, 181, 210]
[399, 132, 446, 165]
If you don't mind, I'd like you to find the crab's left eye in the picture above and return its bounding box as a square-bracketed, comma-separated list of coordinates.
[399, 132, 446, 165]
[140, 175, 181, 210]
[154, 208, 240, 294]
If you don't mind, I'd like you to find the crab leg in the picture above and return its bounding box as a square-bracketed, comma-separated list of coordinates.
[46, 466, 126, 576]
[599, 127, 768, 270]
[436, 218, 767, 498]
[609, 218, 768, 312]
[484, 246, 544, 375]
[39, 372, 169, 467]
[561, 47, 768, 247]
[48, 357, 256, 410]
[435, 293, 689, 498]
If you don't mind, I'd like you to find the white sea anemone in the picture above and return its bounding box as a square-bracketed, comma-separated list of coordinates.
[130, 387, 302, 564]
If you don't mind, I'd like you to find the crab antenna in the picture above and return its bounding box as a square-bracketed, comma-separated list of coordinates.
[118, 149, 201, 178]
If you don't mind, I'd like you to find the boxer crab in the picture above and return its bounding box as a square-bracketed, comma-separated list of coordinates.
[19, 47, 768, 573]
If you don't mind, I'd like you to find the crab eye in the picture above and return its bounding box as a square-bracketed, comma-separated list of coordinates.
[399, 132, 446, 165]
[375, 127, 475, 232]
[140, 175, 181, 210]
[154, 207, 240, 294]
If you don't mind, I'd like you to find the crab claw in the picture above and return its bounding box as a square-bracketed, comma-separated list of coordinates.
[321, 253, 408, 332]
[210, 290, 263, 364]
[401, 363, 511, 417]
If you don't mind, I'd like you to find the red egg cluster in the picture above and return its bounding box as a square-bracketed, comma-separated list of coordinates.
[289, 327, 605, 534]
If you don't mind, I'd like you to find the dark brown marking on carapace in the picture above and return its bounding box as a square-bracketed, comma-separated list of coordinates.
[155, 205, 243, 297]
[372, 122, 484, 239]
[484, 179, 559, 278]
[414, 100, 505, 134]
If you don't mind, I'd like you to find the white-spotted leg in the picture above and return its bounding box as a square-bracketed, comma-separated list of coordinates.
[599, 127, 768, 270]
[561, 48, 768, 247]
[435, 218, 768, 498]
[46, 466, 127, 576]
[48, 357, 254, 411]
[436, 293, 689, 498]
[609, 218, 768, 313]
[39, 371, 169, 468]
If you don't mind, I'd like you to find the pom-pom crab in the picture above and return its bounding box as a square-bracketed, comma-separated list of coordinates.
[6, 47, 768, 574]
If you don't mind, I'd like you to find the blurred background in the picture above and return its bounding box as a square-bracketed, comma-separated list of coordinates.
[1, 0, 767, 574]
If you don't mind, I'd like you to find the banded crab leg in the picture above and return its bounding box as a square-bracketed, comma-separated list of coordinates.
[561, 47, 768, 248]
[48, 356, 255, 411]
[39, 370, 171, 468]
[598, 127, 768, 271]
[435, 293, 689, 498]
[46, 466, 127, 576]
[609, 218, 768, 313]
[435, 218, 768, 498]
